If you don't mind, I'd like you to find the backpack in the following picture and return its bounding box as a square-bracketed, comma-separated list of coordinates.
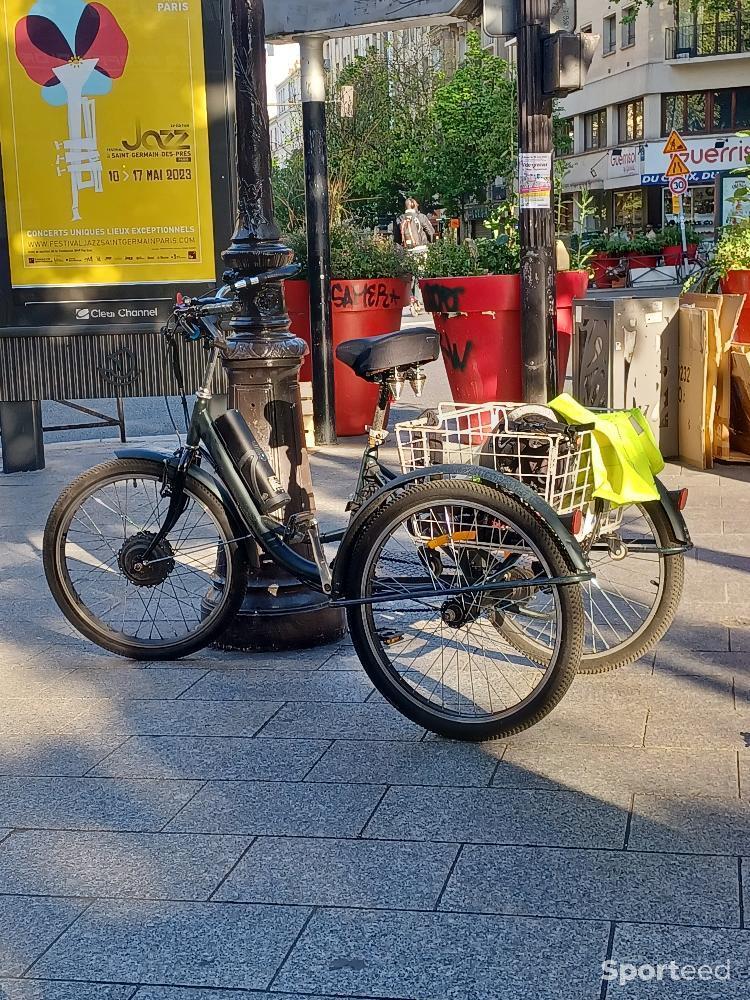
[400, 214, 423, 250]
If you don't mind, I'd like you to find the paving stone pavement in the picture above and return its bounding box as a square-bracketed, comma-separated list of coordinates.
[1, 397, 750, 998]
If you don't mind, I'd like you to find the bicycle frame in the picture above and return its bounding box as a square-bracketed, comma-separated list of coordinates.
[117, 312, 594, 608]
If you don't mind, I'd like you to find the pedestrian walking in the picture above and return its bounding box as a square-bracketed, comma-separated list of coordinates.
[397, 198, 435, 316]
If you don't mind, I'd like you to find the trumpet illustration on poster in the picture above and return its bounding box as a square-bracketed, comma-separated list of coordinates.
[15, 0, 129, 221]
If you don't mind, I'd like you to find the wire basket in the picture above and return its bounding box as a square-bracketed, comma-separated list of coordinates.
[395, 402, 595, 515]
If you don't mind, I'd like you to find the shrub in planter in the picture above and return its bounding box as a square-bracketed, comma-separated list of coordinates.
[585, 232, 616, 289]
[658, 223, 700, 265]
[628, 233, 660, 269]
[285, 226, 412, 435]
[715, 221, 750, 344]
[419, 235, 588, 404]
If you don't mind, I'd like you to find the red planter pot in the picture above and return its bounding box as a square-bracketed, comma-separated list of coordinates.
[591, 253, 618, 289]
[662, 244, 698, 266]
[286, 278, 411, 436]
[419, 271, 588, 405]
[628, 253, 660, 269]
[721, 270, 750, 344]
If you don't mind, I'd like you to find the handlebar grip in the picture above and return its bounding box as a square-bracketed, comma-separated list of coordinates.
[235, 263, 301, 291]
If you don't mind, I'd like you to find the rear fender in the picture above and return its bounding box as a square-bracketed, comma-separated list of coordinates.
[331, 463, 590, 598]
[648, 476, 692, 548]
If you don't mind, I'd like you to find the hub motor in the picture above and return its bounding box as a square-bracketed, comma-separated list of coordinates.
[118, 531, 175, 587]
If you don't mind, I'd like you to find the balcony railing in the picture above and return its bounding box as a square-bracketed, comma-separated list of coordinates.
[666, 19, 750, 59]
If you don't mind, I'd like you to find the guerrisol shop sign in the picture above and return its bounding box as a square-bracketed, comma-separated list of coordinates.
[641, 134, 750, 186]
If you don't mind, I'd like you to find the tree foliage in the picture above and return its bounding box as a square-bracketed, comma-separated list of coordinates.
[411, 33, 517, 215]
[272, 32, 525, 226]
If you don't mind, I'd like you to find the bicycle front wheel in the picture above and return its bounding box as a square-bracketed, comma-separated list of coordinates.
[342, 481, 584, 741]
[44, 458, 248, 659]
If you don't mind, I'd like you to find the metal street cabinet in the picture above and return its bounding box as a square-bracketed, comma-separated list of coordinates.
[572, 296, 680, 458]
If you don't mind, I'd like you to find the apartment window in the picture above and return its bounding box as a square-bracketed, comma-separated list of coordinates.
[618, 98, 644, 141]
[603, 14, 617, 53]
[622, 7, 636, 47]
[664, 88, 750, 134]
[614, 189, 645, 229]
[584, 109, 608, 150]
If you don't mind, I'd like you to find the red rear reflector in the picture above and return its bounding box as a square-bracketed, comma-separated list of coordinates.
[176, 292, 185, 305]
[571, 509, 583, 534]
[677, 488, 688, 511]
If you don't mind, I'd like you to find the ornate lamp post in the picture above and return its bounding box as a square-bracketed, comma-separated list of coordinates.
[216, 0, 345, 649]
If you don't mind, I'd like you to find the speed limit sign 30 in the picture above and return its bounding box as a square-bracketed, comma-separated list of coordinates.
[669, 176, 689, 196]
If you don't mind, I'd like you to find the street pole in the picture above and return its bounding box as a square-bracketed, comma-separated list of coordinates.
[300, 35, 337, 446]
[215, 0, 346, 650]
[517, 0, 558, 402]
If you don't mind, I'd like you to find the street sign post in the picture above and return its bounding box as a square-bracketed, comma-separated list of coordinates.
[662, 130, 691, 265]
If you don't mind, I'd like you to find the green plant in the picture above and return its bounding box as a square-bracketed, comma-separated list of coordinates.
[285, 225, 413, 282]
[420, 232, 519, 278]
[568, 190, 598, 270]
[582, 232, 609, 255]
[630, 233, 659, 254]
[657, 222, 700, 248]
[605, 235, 632, 256]
[714, 221, 750, 277]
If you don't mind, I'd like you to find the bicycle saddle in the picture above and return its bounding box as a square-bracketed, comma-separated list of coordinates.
[336, 327, 440, 380]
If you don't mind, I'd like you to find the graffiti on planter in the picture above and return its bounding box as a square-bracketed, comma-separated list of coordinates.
[422, 282, 464, 314]
[440, 332, 472, 372]
[331, 282, 402, 310]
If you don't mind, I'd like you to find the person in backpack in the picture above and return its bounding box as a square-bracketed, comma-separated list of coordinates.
[397, 198, 435, 315]
[397, 197, 435, 250]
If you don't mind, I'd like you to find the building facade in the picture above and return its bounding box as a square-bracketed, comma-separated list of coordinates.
[269, 61, 302, 164]
[559, 0, 750, 236]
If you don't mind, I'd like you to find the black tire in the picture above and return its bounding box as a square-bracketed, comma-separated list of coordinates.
[499, 501, 685, 675]
[43, 458, 247, 660]
[578, 501, 684, 674]
[342, 480, 584, 741]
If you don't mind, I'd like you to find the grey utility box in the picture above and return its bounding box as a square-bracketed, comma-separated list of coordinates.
[572, 296, 680, 458]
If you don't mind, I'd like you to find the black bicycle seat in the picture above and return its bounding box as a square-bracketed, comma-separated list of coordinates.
[336, 327, 440, 380]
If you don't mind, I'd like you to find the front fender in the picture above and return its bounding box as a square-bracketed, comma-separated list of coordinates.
[114, 445, 249, 551]
[331, 463, 590, 598]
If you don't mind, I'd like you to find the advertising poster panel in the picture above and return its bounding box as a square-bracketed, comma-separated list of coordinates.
[0, 0, 216, 289]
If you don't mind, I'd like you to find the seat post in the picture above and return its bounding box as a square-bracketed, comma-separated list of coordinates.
[370, 379, 392, 436]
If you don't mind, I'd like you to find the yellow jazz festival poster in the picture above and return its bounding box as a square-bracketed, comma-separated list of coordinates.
[0, 0, 216, 287]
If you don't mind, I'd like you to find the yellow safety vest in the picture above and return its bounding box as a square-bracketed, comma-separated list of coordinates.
[549, 393, 664, 506]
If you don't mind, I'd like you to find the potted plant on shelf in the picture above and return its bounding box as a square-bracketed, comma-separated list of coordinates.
[285, 226, 413, 436]
[418, 216, 589, 404]
[658, 223, 700, 266]
[715, 221, 750, 344]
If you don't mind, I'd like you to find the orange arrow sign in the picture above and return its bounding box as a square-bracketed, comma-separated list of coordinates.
[665, 154, 690, 177]
[663, 130, 688, 155]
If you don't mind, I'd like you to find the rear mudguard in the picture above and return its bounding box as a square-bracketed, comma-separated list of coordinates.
[330, 463, 591, 599]
[114, 446, 253, 559]
[649, 477, 693, 549]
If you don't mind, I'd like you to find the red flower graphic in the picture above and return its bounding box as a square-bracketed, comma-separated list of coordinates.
[15, 3, 128, 90]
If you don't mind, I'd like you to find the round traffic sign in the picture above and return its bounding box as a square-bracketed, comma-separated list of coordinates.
[669, 175, 689, 196]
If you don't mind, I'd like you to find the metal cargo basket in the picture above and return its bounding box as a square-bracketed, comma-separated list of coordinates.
[395, 402, 596, 515]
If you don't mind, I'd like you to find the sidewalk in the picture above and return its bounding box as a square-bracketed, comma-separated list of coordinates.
[0, 382, 749, 998]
